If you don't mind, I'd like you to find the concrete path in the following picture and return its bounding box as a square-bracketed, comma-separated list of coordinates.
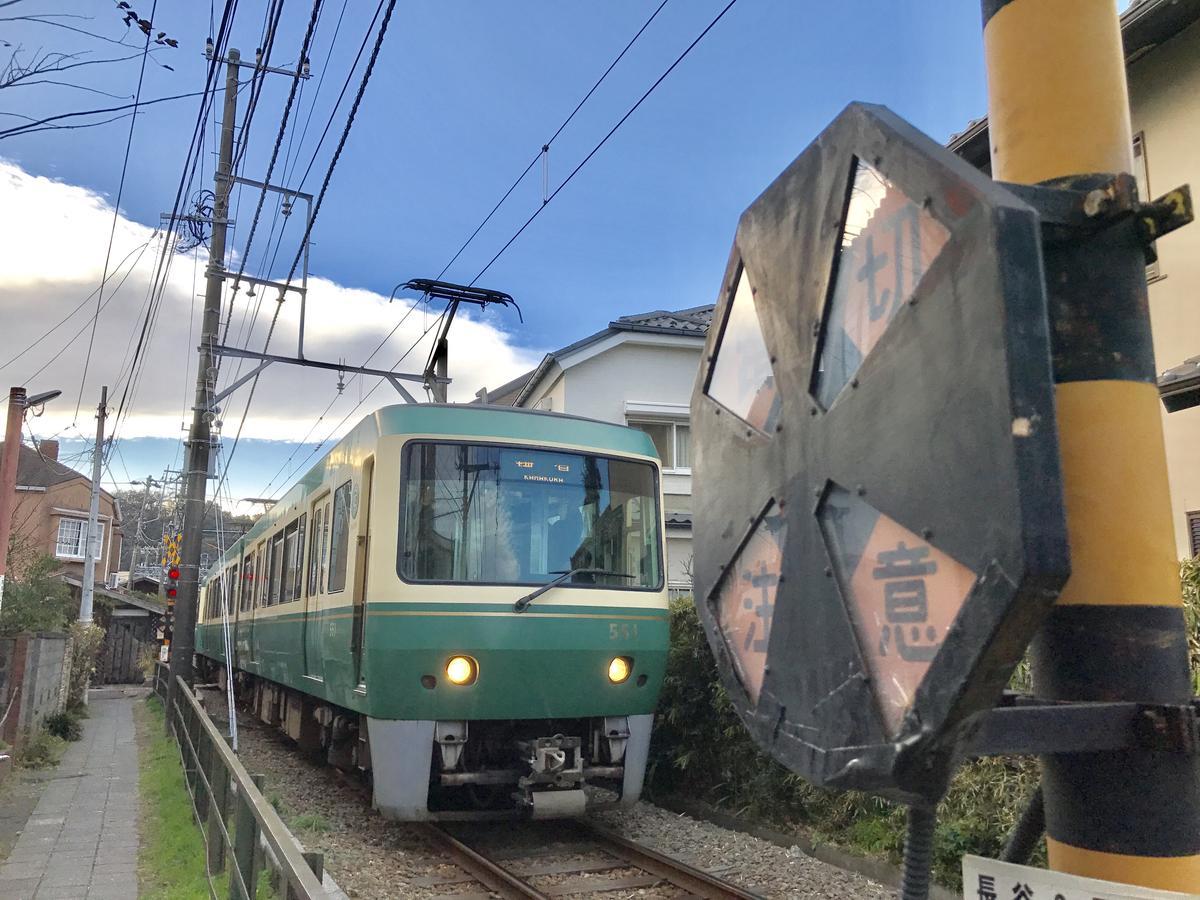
[0, 691, 142, 899]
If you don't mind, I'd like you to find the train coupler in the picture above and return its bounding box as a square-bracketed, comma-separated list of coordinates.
[513, 734, 586, 818]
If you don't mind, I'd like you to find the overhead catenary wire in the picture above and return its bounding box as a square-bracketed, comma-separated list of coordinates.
[246, 1, 680, 502]
[209, 0, 399, 515]
[108, 0, 241, 446]
[469, 0, 740, 286]
[436, 0, 672, 281]
[73, 0, 159, 422]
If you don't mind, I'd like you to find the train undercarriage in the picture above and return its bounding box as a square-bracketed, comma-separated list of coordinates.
[200, 662, 651, 821]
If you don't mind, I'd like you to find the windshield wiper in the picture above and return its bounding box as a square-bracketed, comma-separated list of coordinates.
[513, 568, 635, 613]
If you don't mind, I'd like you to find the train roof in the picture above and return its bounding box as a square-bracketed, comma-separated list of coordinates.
[205, 404, 660, 577]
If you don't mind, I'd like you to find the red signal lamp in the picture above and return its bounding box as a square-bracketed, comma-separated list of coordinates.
[166, 587, 178, 599]
[168, 567, 180, 580]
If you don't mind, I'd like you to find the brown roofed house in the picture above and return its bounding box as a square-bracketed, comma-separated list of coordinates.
[1, 439, 123, 587]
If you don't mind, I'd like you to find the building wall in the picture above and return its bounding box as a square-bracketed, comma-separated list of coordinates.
[1128, 19, 1200, 557]
[0, 634, 68, 747]
[522, 340, 704, 593]
[8, 478, 123, 583]
[554, 343, 701, 425]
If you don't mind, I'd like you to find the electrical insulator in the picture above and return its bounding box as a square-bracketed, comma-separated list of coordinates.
[205, 37, 214, 59]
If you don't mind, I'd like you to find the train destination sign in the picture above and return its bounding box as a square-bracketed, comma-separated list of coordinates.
[690, 103, 1071, 802]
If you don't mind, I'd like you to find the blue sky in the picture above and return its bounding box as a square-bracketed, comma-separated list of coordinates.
[2, 1, 991, 502]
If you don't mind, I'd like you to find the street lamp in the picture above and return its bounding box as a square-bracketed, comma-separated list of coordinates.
[0, 386, 61, 613]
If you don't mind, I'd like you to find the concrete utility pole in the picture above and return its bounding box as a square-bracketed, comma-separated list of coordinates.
[0, 387, 27, 614]
[981, 0, 1199, 890]
[170, 48, 240, 704]
[130, 475, 156, 574]
[80, 385, 108, 624]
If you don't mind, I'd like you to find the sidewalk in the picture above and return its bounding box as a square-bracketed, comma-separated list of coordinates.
[0, 688, 144, 900]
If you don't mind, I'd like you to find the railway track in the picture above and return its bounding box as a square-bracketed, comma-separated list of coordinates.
[415, 816, 766, 899]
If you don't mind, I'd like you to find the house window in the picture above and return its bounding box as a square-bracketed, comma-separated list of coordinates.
[1188, 510, 1200, 558]
[628, 420, 691, 471]
[55, 518, 103, 560]
[1133, 132, 1161, 281]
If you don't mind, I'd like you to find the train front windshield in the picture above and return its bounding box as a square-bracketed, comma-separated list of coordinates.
[399, 442, 662, 590]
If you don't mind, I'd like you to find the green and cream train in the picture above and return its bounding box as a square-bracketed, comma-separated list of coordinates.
[196, 404, 668, 820]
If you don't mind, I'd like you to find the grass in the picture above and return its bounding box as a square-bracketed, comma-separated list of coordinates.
[136, 697, 279, 900]
[290, 813, 331, 834]
[136, 696, 214, 899]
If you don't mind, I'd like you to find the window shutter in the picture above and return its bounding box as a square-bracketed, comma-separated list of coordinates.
[1188, 510, 1200, 558]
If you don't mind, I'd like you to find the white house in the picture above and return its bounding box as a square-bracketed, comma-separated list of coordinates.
[476, 306, 712, 595]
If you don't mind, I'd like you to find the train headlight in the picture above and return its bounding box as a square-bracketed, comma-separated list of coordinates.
[445, 656, 477, 685]
[608, 656, 632, 684]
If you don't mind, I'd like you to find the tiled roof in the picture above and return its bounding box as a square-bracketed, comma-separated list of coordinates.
[1, 442, 87, 489]
[612, 305, 714, 335]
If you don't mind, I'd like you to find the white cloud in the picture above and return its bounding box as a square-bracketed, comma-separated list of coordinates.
[0, 159, 542, 444]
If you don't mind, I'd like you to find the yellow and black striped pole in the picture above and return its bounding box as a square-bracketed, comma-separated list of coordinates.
[981, 0, 1200, 891]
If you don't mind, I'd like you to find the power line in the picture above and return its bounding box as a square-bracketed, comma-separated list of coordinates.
[0, 237, 152, 374]
[212, 0, 398, 516]
[294, 0, 385, 190]
[23, 235, 159, 385]
[254, 306, 445, 500]
[231, 0, 287, 172]
[73, 0, 158, 421]
[222, 0, 324, 317]
[107, 0, 241, 451]
[437, 0, 671, 281]
[0, 87, 223, 141]
[470, 0, 740, 285]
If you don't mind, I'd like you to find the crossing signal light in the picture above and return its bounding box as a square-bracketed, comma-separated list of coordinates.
[166, 566, 180, 599]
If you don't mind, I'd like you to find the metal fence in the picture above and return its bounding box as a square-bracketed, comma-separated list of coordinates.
[153, 663, 326, 899]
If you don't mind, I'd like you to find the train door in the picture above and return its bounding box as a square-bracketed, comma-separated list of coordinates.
[351, 456, 374, 686]
[303, 493, 328, 680]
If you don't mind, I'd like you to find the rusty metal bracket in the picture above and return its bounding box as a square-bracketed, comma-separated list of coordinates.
[1137, 184, 1193, 264]
[966, 695, 1200, 757]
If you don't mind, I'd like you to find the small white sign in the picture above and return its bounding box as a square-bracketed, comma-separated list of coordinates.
[962, 855, 1198, 900]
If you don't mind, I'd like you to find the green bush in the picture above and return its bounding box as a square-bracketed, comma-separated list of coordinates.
[0, 555, 74, 635]
[44, 709, 84, 742]
[16, 730, 66, 769]
[67, 621, 105, 706]
[648, 595, 1041, 890]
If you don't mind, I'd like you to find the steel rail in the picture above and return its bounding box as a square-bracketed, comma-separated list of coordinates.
[416, 823, 552, 900]
[574, 818, 766, 900]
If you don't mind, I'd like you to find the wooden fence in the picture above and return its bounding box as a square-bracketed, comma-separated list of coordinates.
[153, 663, 327, 899]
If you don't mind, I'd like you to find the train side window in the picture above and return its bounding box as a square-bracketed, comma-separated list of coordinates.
[307, 506, 324, 596]
[243, 552, 256, 611]
[281, 520, 299, 604]
[328, 480, 352, 593]
[320, 501, 331, 592]
[270, 532, 286, 606]
[293, 514, 306, 601]
[260, 542, 273, 608]
[228, 563, 239, 616]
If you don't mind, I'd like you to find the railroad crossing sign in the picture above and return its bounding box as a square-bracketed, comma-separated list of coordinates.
[162, 531, 182, 567]
[962, 856, 1195, 899]
[690, 103, 1071, 803]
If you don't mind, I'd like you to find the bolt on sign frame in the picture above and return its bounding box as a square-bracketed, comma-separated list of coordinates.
[690, 103, 1071, 804]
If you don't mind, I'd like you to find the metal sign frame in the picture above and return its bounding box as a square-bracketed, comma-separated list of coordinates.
[690, 103, 1070, 802]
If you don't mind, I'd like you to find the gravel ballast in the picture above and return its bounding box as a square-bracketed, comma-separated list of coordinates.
[198, 688, 893, 898]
